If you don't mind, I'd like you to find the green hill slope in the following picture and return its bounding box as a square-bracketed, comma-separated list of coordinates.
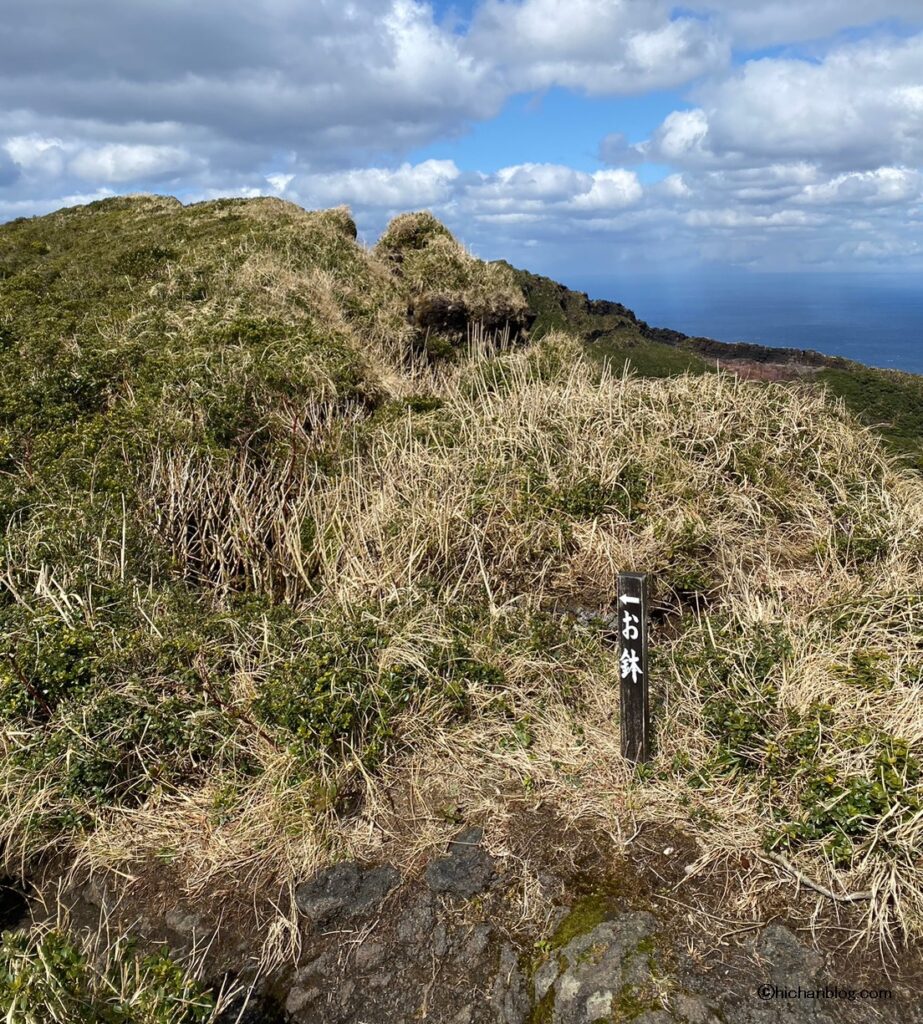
[504, 261, 923, 469]
[0, 197, 921, 1019]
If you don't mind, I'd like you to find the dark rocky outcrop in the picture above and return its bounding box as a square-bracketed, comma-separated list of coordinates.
[294, 862, 400, 926]
[411, 293, 536, 344]
[424, 826, 495, 898]
[38, 824, 921, 1024]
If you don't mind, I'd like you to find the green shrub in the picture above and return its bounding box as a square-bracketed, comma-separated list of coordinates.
[0, 927, 216, 1024]
[767, 732, 922, 866]
[832, 649, 893, 692]
[0, 617, 98, 720]
[254, 616, 438, 768]
[13, 686, 235, 812]
[679, 619, 793, 771]
[113, 245, 177, 279]
[541, 466, 646, 520]
[251, 607, 509, 770]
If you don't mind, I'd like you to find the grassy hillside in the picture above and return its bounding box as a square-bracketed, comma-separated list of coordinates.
[500, 262, 715, 378]
[0, 197, 921, 1015]
[506, 262, 923, 469]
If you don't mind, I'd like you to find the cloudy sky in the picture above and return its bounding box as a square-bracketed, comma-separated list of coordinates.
[3, 1, 923, 282]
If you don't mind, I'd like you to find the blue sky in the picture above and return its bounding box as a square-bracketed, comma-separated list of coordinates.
[2, 1, 923, 285]
[412, 87, 684, 176]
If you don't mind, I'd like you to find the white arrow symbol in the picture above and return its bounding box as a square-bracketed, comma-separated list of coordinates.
[619, 594, 641, 605]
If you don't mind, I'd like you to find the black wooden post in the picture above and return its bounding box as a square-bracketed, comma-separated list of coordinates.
[617, 572, 650, 764]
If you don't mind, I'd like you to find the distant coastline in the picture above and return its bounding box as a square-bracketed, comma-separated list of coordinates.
[573, 271, 923, 375]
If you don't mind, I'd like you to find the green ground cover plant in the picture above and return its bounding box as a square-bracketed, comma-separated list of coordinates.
[0, 923, 227, 1023]
[0, 196, 921, 1007]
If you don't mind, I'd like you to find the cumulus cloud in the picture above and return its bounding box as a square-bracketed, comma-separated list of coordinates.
[470, 163, 589, 205]
[458, 164, 644, 222]
[69, 144, 196, 182]
[704, 0, 923, 47]
[0, 0, 501, 166]
[293, 159, 461, 208]
[4, 135, 67, 177]
[578, 28, 923, 268]
[797, 167, 923, 206]
[570, 169, 643, 210]
[4, 135, 198, 184]
[269, 151, 922, 274]
[644, 34, 923, 171]
[282, 160, 643, 224]
[467, 0, 728, 94]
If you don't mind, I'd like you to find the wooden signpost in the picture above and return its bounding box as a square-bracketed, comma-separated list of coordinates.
[617, 572, 650, 764]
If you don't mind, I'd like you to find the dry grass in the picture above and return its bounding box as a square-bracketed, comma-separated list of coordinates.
[22, 340, 918, 964]
[0, 893, 239, 1022]
[1, 199, 921, 985]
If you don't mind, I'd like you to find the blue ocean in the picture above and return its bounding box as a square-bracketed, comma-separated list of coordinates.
[575, 272, 923, 375]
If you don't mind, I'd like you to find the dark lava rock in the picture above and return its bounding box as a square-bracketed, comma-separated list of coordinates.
[294, 862, 400, 925]
[491, 942, 530, 1024]
[756, 924, 824, 989]
[410, 293, 535, 346]
[425, 826, 495, 898]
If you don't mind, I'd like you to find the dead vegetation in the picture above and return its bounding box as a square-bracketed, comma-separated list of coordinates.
[0, 197, 921, 1001]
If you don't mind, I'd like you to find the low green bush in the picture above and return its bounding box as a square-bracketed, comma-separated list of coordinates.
[0, 927, 217, 1024]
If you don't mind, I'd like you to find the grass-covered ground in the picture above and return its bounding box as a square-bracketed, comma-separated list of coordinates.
[508, 260, 923, 469]
[0, 196, 921, 1017]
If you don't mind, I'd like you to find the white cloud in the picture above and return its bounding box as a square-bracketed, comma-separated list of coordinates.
[468, 0, 728, 94]
[479, 163, 588, 203]
[69, 143, 193, 182]
[704, 1, 923, 48]
[659, 173, 691, 198]
[645, 34, 923, 171]
[456, 163, 643, 218]
[292, 159, 460, 208]
[2, 2, 923, 274]
[677, 163, 822, 205]
[645, 109, 711, 165]
[683, 207, 827, 229]
[797, 167, 923, 206]
[570, 169, 642, 210]
[266, 172, 294, 194]
[0, 1, 501, 170]
[4, 135, 66, 176]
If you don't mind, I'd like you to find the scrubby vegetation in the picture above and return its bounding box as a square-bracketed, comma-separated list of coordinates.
[508, 260, 923, 468]
[816, 365, 923, 470]
[0, 920, 230, 1023]
[0, 196, 921, 1011]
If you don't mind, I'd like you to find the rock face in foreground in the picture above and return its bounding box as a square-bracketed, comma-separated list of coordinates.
[267, 896, 890, 1024]
[178, 827, 914, 1023]
[271, 901, 898, 1024]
